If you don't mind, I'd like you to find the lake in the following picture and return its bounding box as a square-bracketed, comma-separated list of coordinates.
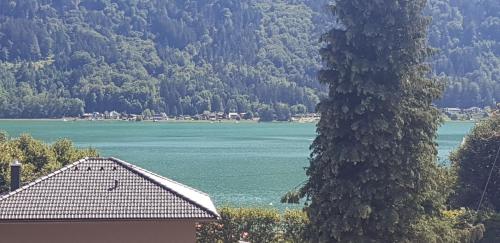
[0, 120, 474, 209]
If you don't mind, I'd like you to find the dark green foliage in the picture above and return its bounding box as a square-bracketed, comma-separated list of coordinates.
[428, 0, 500, 108]
[258, 105, 275, 122]
[196, 207, 307, 243]
[451, 115, 500, 211]
[0, 0, 324, 118]
[274, 103, 291, 121]
[0, 134, 98, 193]
[290, 104, 307, 115]
[410, 213, 485, 243]
[482, 214, 500, 243]
[301, 0, 443, 242]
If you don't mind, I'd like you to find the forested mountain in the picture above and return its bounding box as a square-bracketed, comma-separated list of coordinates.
[428, 0, 499, 108]
[0, 0, 497, 118]
[0, 0, 330, 118]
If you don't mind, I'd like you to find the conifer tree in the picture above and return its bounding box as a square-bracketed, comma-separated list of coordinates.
[302, 0, 443, 241]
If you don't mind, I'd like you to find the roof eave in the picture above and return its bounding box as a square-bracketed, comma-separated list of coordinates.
[0, 217, 219, 224]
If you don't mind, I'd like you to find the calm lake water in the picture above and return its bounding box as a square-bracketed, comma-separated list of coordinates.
[0, 120, 474, 209]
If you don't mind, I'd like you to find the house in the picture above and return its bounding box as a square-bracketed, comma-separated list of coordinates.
[443, 107, 461, 114]
[463, 107, 482, 114]
[153, 112, 168, 121]
[0, 157, 219, 243]
[216, 112, 226, 120]
[109, 111, 121, 119]
[228, 112, 240, 120]
[208, 113, 217, 121]
[93, 112, 105, 120]
[81, 113, 93, 120]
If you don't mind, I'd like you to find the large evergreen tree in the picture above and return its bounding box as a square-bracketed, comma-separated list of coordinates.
[302, 0, 442, 241]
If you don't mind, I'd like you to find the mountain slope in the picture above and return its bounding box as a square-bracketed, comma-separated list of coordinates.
[0, 0, 497, 118]
[0, 0, 325, 118]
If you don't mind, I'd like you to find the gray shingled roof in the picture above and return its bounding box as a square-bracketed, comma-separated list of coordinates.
[0, 157, 219, 221]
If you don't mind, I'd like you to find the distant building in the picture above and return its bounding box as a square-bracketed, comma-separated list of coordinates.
[127, 114, 138, 121]
[228, 113, 240, 120]
[444, 107, 461, 114]
[216, 112, 225, 120]
[109, 111, 121, 119]
[0, 157, 219, 243]
[81, 113, 92, 119]
[464, 107, 482, 113]
[208, 113, 217, 121]
[153, 112, 168, 121]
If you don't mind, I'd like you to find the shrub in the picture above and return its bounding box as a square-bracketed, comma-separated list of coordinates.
[196, 207, 306, 243]
[410, 209, 485, 243]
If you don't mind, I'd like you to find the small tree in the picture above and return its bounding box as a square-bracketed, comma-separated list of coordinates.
[274, 103, 291, 121]
[258, 105, 275, 122]
[142, 109, 153, 119]
[451, 115, 500, 211]
[290, 104, 307, 115]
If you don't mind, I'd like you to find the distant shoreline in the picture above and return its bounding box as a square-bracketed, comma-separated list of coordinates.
[0, 118, 63, 121]
[0, 118, 477, 124]
[0, 118, 297, 124]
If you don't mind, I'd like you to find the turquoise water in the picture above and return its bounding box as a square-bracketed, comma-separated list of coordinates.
[0, 120, 474, 209]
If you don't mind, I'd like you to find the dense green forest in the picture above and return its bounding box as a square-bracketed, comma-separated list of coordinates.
[429, 0, 499, 108]
[0, 0, 497, 118]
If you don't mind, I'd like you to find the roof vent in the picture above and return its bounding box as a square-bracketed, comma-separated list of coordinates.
[108, 180, 119, 191]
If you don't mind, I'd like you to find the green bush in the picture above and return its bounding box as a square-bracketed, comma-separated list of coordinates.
[196, 207, 307, 243]
[411, 209, 486, 243]
[282, 210, 309, 243]
[410, 214, 485, 243]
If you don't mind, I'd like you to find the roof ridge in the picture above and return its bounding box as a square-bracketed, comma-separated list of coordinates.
[108, 157, 219, 218]
[0, 157, 88, 201]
